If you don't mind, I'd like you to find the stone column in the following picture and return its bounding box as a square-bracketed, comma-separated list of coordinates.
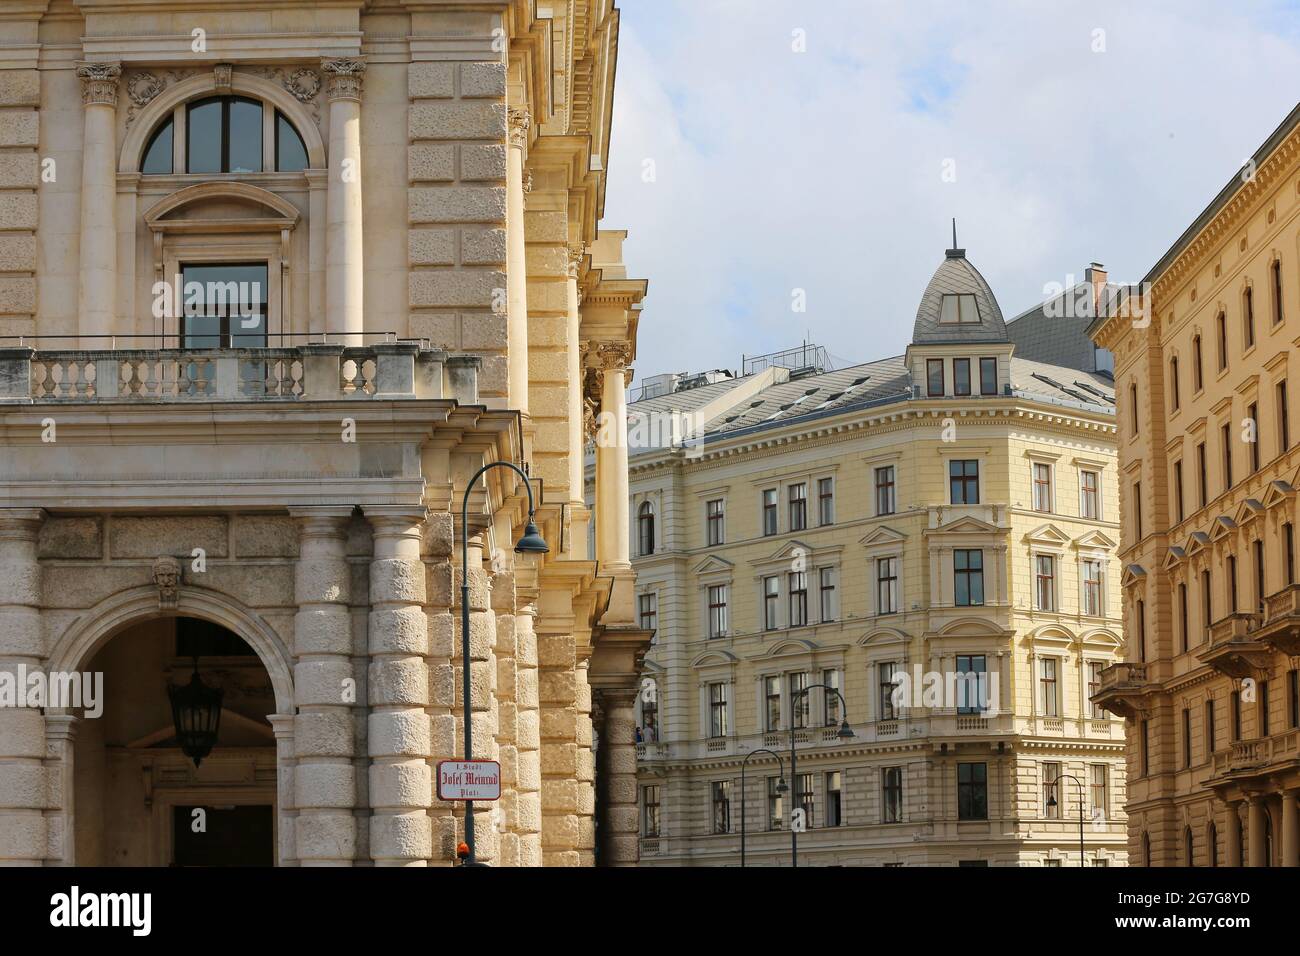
[514, 598, 542, 866]
[593, 343, 632, 570]
[76, 62, 120, 339]
[491, 568, 518, 866]
[506, 108, 531, 415]
[1225, 801, 1243, 866]
[366, 509, 431, 866]
[267, 714, 297, 865]
[322, 58, 365, 343]
[43, 715, 78, 866]
[0, 509, 45, 864]
[595, 687, 640, 866]
[1247, 795, 1267, 866]
[290, 508, 357, 866]
[1282, 789, 1299, 867]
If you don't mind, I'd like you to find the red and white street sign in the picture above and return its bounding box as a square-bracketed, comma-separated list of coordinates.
[436, 760, 502, 801]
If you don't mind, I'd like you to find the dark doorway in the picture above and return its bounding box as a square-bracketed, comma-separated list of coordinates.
[172, 805, 274, 867]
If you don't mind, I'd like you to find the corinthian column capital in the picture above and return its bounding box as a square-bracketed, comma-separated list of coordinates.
[508, 108, 531, 149]
[77, 61, 122, 107]
[567, 243, 587, 279]
[321, 57, 366, 101]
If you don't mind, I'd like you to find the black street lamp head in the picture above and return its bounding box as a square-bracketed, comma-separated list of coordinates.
[776, 777, 789, 795]
[168, 660, 223, 768]
[514, 517, 549, 554]
[1047, 793, 1058, 808]
[837, 720, 856, 739]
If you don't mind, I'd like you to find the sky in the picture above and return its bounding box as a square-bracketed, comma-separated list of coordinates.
[601, 0, 1300, 378]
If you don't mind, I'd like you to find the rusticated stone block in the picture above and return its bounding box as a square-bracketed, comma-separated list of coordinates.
[0, 764, 44, 809]
[368, 606, 429, 656]
[294, 659, 356, 707]
[0, 608, 41, 656]
[232, 515, 299, 557]
[409, 269, 503, 308]
[0, 73, 39, 107]
[408, 228, 455, 266]
[409, 185, 506, 224]
[294, 814, 356, 862]
[370, 557, 427, 604]
[407, 143, 455, 182]
[200, 564, 294, 608]
[294, 608, 352, 655]
[459, 62, 506, 98]
[427, 611, 455, 657]
[460, 312, 506, 350]
[110, 515, 228, 559]
[294, 711, 354, 758]
[460, 144, 506, 181]
[0, 276, 35, 315]
[461, 228, 506, 264]
[368, 762, 431, 809]
[295, 558, 350, 605]
[408, 62, 455, 99]
[295, 763, 356, 809]
[409, 102, 505, 141]
[368, 658, 429, 707]
[0, 111, 37, 147]
[0, 192, 37, 231]
[37, 516, 101, 559]
[0, 811, 45, 859]
[370, 811, 432, 861]
[0, 233, 35, 272]
[0, 153, 37, 189]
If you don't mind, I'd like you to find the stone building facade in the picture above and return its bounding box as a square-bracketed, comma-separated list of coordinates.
[1091, 102, 1300, 868]
[0, 0, 649, 867]
[615, 247, 1130, 866]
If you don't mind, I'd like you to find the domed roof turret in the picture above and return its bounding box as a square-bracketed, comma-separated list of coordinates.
[911, 244, 1008, 346]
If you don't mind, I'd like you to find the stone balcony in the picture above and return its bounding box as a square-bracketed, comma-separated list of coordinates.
[1209, 729, 1300, 781]
[1198, 612, 1272, 679]
[1091, 661, 1150, 719]
[0, 341, 480, 405]
[1256, 583, 1300, 656]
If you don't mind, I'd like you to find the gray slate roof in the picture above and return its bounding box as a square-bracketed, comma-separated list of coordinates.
[910, 250, 1009, 345]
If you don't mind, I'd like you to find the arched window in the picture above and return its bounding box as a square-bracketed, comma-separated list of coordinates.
[1169, 356, 1180, 411]
[1185, 826, 1194, 865]
[1142, 831, 1151, 867]
[139, 96, 310, 175]
[1208, 822, 1218, 867]
[637, 502, 655, 557]
[1272, 259, 1284, 326]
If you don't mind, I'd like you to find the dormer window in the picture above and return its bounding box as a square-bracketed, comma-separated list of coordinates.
[940, 293, 980, 324]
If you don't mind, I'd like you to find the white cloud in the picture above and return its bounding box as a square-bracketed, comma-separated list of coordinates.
[602, 0, 1300, 376]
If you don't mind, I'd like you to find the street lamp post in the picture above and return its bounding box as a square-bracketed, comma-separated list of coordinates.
[1046, 773, 1087, 866]
[740, 747, 787, 867]
[790, 683, 855, 868]
[458, 461, 548, 867]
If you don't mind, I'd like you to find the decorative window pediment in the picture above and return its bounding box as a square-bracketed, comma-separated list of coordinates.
[1073, 529, 1117, 551]
[1120, 564, 1147, 588]
[690, 650, 738, 669]
[1162, 546, 1187, 570]
[860, 525, 907, 550]
[144, 181, 301, 237]
[692, 555, 734, 576]
[1208, 515, 1237, 541]
[932, 514, 999, 536]
[757, 638, 819, 660]
[857, 626, 909, 648]
[1025, 523, 1071, 548]
[1233, 498, 1265, 526]
[1264, 478, 1295, 508]
[1078, 627, 1122, 650]
[1184, 531, 1210, 556]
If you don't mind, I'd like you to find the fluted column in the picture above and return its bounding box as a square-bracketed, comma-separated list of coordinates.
[1247, 795, 1267, 866]
[322, 58, 365, 342]
[76, 62, 120, 339]
[1282, 789, 1299, 867]
[0, 509, 46, 865]
[290, 508, 357, 866]
[595, 687, 640, 866]
[592, 343, 632, 570]
[1225, 801, 1243, 866]
[366, 508, 432, 866]
[506, 108, 531, 414]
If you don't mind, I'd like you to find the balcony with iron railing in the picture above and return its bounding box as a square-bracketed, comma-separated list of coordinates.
[0, 335, 481, 406]
[1199, 612, 1273, 680]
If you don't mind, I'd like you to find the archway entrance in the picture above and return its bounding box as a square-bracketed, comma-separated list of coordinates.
[72, 616, 278, 866]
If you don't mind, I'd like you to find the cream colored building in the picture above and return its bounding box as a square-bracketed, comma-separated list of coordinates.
[1091, 103, 1300, 868]
[615, 247, 1130, 866]
[0, 0, 650, 867]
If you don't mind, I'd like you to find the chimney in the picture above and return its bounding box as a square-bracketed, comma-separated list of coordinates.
[1085, 262, 1108, 312]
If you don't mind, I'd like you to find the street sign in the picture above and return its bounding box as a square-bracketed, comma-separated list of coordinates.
[436, 760, 502, 801]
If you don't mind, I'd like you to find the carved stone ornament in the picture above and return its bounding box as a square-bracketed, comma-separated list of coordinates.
[214, 63, 233, 92]
[152, 555, 181, 609]
[508, 108, 531, 149]
[285, 68, 322, 102]
[567, 243, 587, 278]
[521, 167, 534, 195]
[77, 62, 122, 108]
[321, 57, 366, 101]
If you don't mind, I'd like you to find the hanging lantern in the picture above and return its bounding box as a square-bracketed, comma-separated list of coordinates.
[168, 660, 223, 767]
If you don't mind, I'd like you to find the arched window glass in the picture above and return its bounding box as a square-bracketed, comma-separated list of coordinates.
[141, 117, 173, 174]
[276, 111, 308, 172]
[187, 96, 263, 174]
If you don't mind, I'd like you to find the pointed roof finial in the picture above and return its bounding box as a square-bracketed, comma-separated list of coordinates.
[946, 217, 965, 259]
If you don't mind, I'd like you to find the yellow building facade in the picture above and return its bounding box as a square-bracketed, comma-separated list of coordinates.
[1092, 104, 1300, 868]
[624, 247, 1129, 865]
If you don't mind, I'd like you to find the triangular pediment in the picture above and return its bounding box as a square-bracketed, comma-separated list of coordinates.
[1209, 515, 1237, 540]
[1025, 523, 1072, 546]
[1233, 498, 1265, 525]
[1074, 529, 1118, 551]
[764, 539, 814, 563]
[692, 555, 735, 575]
[1263, 479, 1295, 508]
[1162, 546, 1187, 570]
[933, 515, 999, 535]
[859, 525, 908, 548]
[1185, 531, 1210, 556]
[1121, 563, 1147, 588]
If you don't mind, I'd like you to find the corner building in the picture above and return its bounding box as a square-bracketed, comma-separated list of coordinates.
[1091, 104, 1300, 868]
[0, 0, 649, 867]
[622, 246, 1129, 866]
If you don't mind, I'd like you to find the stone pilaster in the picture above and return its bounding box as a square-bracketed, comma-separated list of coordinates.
[290, 508, 357, 866]
[592, 343, 632, 571]
[0, 55, 39, 339]
[514, 596, 542, 866]
[365, 508, 432, 866]
[1225, 800, 1243, 866]
[268, 714, 297, 866]
[422, 512, 458, 864]
[565, 246, 590, 554]
[491, 568, 518, 865]
[1282, 789, 1299, 867]
[0, 509, 45, 864]
[76, 62, 120, 339]
[322, 57, 365, 342]
[1247, 795, 1267, 866]
[506, 108, 531, 414]
[538, 625, 579, 865]
[594, 687, 640, 866]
